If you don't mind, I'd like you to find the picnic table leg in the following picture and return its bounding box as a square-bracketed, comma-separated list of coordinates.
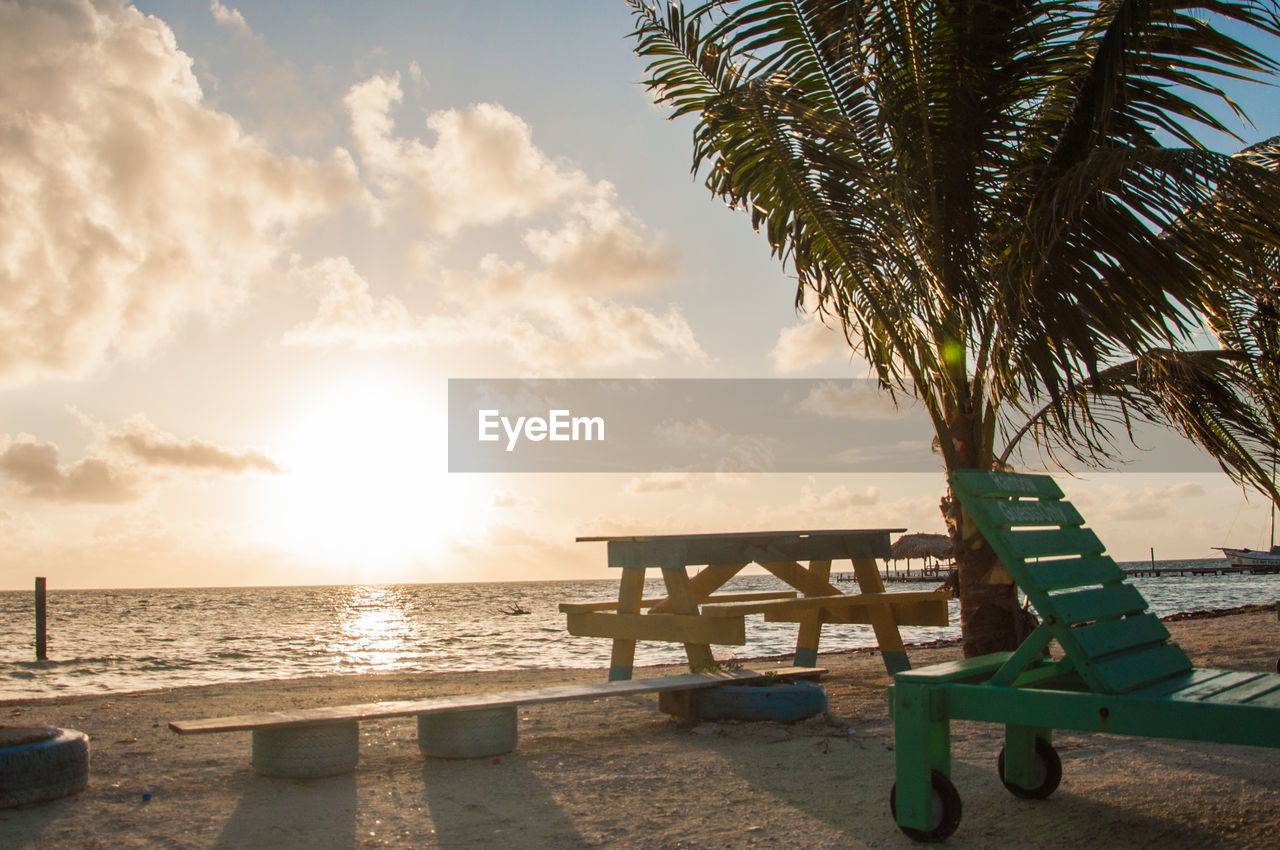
[608, 568, 647, 681]
[794, 559, 833, 667]
[661, 567, 716, 672]
[852, 557, 911, 674]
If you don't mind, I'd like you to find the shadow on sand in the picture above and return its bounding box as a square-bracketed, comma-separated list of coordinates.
[213, 772, 355, 850]
[417, 754, 586, 848]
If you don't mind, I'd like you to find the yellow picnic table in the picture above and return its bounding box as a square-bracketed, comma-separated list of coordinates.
[561, 529, 951, 680]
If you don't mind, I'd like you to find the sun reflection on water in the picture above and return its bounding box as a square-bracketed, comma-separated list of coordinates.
[326, 585, 418, 672]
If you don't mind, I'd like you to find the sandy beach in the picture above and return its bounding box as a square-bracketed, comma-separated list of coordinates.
[3, 607, 1278, 849]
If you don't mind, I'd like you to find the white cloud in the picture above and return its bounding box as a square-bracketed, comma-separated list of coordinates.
[625, 473, 696, 494]
[0, 0, 360, 384]
[797, 380, 916, 421]
[108, 414, 282, 474]
[345, 75, 591, 234]
[209, 1, 249, 33]
[799, 483, 883, 513]
[521, 188, 679, 293]
[770, 314, 849, 372]
[282, 256, 434, 349]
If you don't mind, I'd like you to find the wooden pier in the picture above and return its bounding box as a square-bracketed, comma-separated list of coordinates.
[1122, 563, 1280, 578]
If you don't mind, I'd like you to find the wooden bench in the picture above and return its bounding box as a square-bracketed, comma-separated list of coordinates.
[170, 666, 825, 778]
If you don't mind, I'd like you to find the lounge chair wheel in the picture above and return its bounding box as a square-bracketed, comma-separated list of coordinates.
[889, 769, 963, 843]
[997, 738, 1062, 799]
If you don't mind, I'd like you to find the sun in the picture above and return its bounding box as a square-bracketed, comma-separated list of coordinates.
[254, 376, 485, 577]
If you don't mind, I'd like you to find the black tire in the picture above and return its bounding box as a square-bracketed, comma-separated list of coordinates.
[890, 769, 963, 843]
[0, 726, 90, 809]
[694, 680, 827, 723]
[997, 737, 1062, 800]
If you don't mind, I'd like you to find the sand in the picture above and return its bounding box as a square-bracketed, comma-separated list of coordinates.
[2, 608, 1279, 849]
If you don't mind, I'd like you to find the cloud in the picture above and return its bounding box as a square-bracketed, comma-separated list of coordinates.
[521, 189, 679, 293]
[346, 75, 591, 234]
[798, 483, 883, 513]
[0, 436, 140, 504]
[282, 256, 436, 349]
[1104, 481, 1208, 521]
[770, 314, 849, 372]
[109, 415, 282, 474]
[209, 1, 249, 33]
[0, 414, 283, 504]
[797, 380, 916, 421]
[625, 473, 696, 494]
[0, 0, 360, 384]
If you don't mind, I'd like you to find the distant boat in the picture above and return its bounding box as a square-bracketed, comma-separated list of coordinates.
[501, 603, 531, 616]
[1216, 470, 1280, 571]
[1214, 545, 1280, 571]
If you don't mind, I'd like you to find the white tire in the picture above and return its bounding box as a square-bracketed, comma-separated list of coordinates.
[251, 722, 359, 778]
[417, 706, 517, 759]
[0, 726, 90, 808]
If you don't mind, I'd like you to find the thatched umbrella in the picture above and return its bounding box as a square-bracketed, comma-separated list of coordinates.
[889, 533, 954, 575]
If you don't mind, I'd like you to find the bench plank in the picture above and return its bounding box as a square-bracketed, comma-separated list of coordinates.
[700, 590, 950, 619]
[565, 611, 746, 645]
[558, 591, 797, 614]
[170, 667, 826, 735]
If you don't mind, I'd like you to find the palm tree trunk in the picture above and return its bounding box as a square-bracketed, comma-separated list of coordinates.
[942, 488, 1031, 657]
[940, 410, 1035, 657]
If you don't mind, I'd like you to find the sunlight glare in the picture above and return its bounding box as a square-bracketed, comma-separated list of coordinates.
[257, 377, 485, 576]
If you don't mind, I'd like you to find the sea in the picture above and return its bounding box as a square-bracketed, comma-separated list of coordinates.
[3, 559, 1279, 700]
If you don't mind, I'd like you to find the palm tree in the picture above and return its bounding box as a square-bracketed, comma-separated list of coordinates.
[628, 0, 1280, 656]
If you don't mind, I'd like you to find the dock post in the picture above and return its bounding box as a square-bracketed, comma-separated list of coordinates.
[35, 576, 48, 661]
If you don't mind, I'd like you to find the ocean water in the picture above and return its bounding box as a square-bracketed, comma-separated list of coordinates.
[3, 560, 1278, 699]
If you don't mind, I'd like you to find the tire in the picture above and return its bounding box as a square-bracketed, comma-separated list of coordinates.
[997, 737, 1062, 800]
[418, 706, 518, 759]
[0, 726, 90, 808]
[694, 680, 827, 723]
[890, 769, 963, 843]
[251, 722, 359, 778]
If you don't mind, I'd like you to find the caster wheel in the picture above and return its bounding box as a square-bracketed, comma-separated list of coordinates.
[997, 737, 1062, 799]
[890, 769, 963, 843]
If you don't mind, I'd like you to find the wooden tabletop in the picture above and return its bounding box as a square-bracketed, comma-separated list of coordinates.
[576, 528, 906, 543]
[578, 528, 907, 569]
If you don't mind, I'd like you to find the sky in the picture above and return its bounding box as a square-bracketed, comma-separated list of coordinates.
[2, 0, 1277, 590]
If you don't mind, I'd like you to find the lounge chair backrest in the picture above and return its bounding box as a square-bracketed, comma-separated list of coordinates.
[949, 470, 1193, 694]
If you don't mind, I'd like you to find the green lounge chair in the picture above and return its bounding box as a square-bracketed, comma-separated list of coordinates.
[889, 469, 1280, 842]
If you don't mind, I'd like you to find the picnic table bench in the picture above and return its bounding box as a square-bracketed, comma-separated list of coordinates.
[170, 666, 824, 778]
[565, 529, 951, 680]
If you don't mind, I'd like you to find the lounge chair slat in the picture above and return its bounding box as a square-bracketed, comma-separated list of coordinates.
[1132, 669, 1232, 699]
[1024, 556, 1126, 591]
[1196, 674, 1280, 705]
[1073, 613, 1171, 659]
[965, 497, 1085, 530]
[1091, 643, 1193, 693]
[1050, 584, 1148, 625]
[1164, 670, 1263, 702]
[1006, 527, 1105, 559]
[950, 471, 1064, 499]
